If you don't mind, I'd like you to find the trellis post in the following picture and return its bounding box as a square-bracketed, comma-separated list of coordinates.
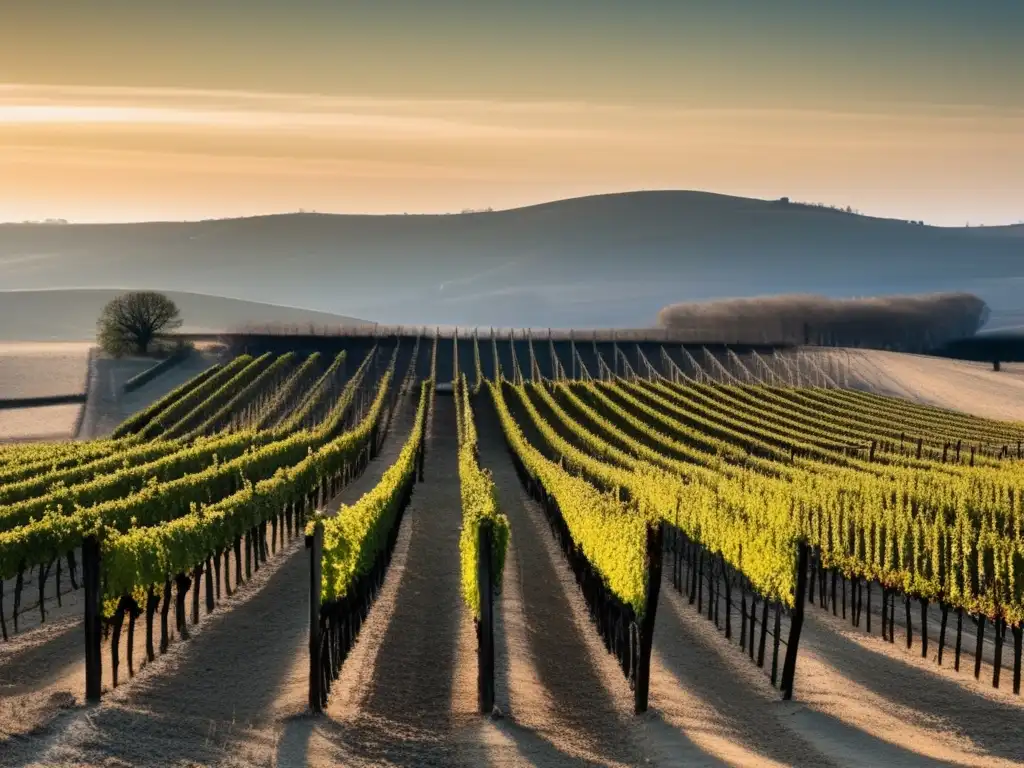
[83, 535, 103, 703]
[307, 523, 324, 713]
[477, 520, 495, 714]
[635, 522, 664, 713]
[780, 543, 810, 699]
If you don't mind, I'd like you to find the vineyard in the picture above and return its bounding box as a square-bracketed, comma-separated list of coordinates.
[2, 330, 1023, 767]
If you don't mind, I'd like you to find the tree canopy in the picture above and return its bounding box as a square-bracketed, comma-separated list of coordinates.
[97, 291, 183, 356]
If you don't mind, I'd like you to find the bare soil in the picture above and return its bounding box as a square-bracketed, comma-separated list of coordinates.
[0, 343, 91, 400]
[0, 406, 82, 442]
[842, 349, 1024, 423]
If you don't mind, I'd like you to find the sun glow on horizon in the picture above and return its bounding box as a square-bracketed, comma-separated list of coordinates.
[1, 83, 1022, 227]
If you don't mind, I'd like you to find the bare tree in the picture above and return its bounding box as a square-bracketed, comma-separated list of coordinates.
[97, 291, 182, 356]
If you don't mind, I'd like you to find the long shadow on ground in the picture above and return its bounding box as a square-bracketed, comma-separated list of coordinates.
[338, 395, 464, 766]
[799, 611, 1024, 762]
[488, 531, 623, 768]
[474, 390, 654, 766]
[785, 708, 966, 768]
[279, 395, 463, 767]
[0, 618, 82, 695]
[651, 583, 838, 767]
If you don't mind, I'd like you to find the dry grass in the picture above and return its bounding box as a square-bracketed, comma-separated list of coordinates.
[0, 342, 91, 442]
[0, 342, 91, 400]
[0, 405, 82, 441]
[844, 349, 1024, 423]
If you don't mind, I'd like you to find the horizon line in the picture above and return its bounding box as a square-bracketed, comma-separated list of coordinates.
[3, 188, 1022, 228]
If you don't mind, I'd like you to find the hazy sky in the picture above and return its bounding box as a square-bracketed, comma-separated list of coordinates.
[2, 1, 1022, 225]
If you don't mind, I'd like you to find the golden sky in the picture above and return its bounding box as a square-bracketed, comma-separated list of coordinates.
[2, 2, 1023, 225]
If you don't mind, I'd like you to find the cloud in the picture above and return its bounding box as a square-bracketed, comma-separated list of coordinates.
[2, 83, 1022, 224]
[0, 253, 55, 266]
[7, 83, 1020, 146]
[0, 84, 604, 141]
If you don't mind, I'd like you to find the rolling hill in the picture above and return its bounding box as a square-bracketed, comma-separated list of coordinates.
[2, 191, 1021, 329]
[0, 289, 365, 342]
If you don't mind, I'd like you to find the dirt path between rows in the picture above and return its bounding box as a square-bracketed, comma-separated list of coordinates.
[473, 390, 655, 766]
[282, 392, 476, 767]
[507, 371, 1024, 768]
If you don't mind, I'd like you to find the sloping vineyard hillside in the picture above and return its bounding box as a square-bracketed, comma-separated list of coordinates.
[2, 331, 1022, 767]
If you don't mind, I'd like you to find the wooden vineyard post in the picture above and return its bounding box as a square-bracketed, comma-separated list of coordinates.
[993, 619, 1005, 689]
[938, 603, 949, 665]
[974, 616, 986, 680]
[1013, 625, 1023, 695]
[780, 543, 810, 700]
[82, 535, 103, 703]
[635, 522, 665, 714]
[477, 520, 495, 715]
[307, 523, 324, 713]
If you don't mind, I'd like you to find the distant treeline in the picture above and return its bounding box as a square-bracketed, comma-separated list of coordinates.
[657, 292, 989, 351]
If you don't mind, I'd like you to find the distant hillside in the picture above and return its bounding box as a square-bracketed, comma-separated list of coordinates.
[2, 191, 1021, 328]
[0, 289, 365, 342]
[955, 224, 1024, 240]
